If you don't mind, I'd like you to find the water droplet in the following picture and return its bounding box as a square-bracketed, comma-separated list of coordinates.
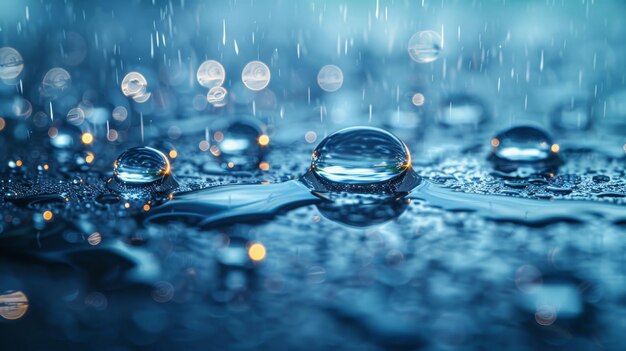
[311, 126, 411, 185]
[213, 119, 267, 169]
[438, 94, 488, 128]
[112, 146, 171, 185]
[121, 72, 150, 102]
[241, 61, 271, 91]
[0, 47, 24, 81]
[40, 68, 71, 99]
[197, 60, 225, 89]
[407, 30, 442, 63]
[550, 99, 592, 132]
[207, 86, 228, 104]
[490, 126, 558, 164]
[592, 174, 610, 183]
[317, 65, 344, 92]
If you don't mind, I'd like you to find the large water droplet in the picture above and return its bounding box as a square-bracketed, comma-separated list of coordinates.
[491, 126, 558, 163]
[111, 146, 175, 189]
[438, 94, 488, 128]
[213, 119, 268, 169]
[311, 126, 411, 185]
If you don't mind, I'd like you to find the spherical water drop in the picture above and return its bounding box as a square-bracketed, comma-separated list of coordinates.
[113, 146, 171, 185]
[213, 119, 267, 169]
[311, 126, 411, 185]
[197, 60, 226, 89]
[550, 99, 592, 132]
[242, 61, 271, 91]
[0, 47, 24, 81]
[407, 30, 442, 63]
[438, 94, 488, 128]
[317, 65, 344, 92]
[491, 126, 558, 163]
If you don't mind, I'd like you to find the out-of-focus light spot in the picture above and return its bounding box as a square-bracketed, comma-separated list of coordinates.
[258, 134, 270, 146]
[214, 131, 224, 142]
[121, 72, 148, 99]
[407, 30, 443, 63]
[305, 131, 317, 143]
[207, 86, 228, 103]
[88, 232, 102, 246]
[197, 60, 226, 89]
[535, 305, 557, 326]
[81, 132, 94, 145]
[259, 162, 270, 171]
[85, 152, 95, 164]
[143, 204, 151, 212]
[66, 107, 85, 126]
[242, 60, 271, 91]
[199, 140, 210, 151]
[107, 129, 118, 142]
[248, 242, 267, 262]
[551, 144, 560, 153]
[412, 93, 425, 106]
[0, 291, 29, 320]
[124, 202, 130, 209]
[317, 65, 344, 92]
[43, 164, 49, 171]
[47, 127, 58, 138]
[111, 106, 128, 121]
[168, 193, 174, 200]
[210, 145, 220, 156]
[227, 162, 235, 169]
[15, 160, 23, 167]
[0, 117, 5, 131]
[43, 210, 53, 221]
[491, 138, 500, 147]
[169, 150, 177, 159]
[0, 47, 25, 80]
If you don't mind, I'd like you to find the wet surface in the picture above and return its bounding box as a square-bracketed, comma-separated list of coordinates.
[1, 1, 626, 350]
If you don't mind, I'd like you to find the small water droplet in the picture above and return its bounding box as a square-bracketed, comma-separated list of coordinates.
[112, 147, 171, 185]
[490, 126, 559, 170]
[311, 126, 411, 185]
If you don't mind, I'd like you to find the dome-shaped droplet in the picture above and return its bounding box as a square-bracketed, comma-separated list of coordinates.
[213, 119, 268, 169]
[550, 99, 592, 132]
[311, 126, 411, 184]
[113, 146, 171, 184]
[438, 94, 488, 128]
[491, 126, 557, 163]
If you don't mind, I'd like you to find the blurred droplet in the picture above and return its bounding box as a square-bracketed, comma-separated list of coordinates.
[407, 30, 442, 63]
[197, 60, 226, 89]
[491, 126, 557, 163]
[242, 61, 271, 91]
[317, 65, 344, 92]
[0, 47, 24, 81]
